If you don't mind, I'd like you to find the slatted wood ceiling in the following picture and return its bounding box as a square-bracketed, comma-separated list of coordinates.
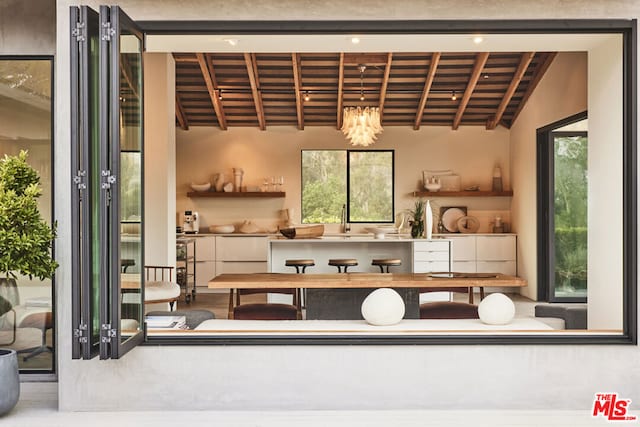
[172, 51, 557, 131]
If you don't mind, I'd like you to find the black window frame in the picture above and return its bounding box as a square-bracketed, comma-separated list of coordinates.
[537, 111, 589, 304]
[0, 55, 56, 374]
[135, 19, 635, 346]
[301, 149, 395, 225]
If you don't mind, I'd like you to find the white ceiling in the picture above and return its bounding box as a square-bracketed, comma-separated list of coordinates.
[146, 33, 618, 53]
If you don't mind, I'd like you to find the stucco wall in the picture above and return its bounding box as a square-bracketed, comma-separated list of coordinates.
[0, 0, 55, 55]
[52, 0, 639, 412]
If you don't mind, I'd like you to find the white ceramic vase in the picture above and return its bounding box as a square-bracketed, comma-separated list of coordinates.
[424, 200, 433, 239]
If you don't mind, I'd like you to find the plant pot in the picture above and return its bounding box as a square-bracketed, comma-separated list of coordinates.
[411, 221, 424, 239]
[0, 348, 19, 415]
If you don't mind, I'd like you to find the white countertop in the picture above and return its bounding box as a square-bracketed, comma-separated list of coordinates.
[270, 235, 444, 243]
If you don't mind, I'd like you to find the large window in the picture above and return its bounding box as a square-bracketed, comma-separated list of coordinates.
[301, 150, 394, 224]
[538, 115, 589, 303]
[0, 57, 54, 372]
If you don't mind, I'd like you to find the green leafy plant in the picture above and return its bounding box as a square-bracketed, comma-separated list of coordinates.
[408, 199, 425, 238]
[0, 150, 58, 279]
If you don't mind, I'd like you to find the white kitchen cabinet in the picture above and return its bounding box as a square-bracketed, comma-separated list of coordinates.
[215, 236, 269, 277]
[440, 235, 517, 275]
[215, 261, 268, 275]
[412, 240, 451, 272]
[194, 236, 216, 287]
[451, 261, 477, 273]
[476, 235, 516, 262]
[476, 260, 517, 276]
[413, 240, 451, 302]
[215, 236, 268, 261]
[448, 236, 476, 261]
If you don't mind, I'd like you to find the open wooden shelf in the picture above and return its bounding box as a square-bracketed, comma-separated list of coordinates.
[411, 190, 513, 198]
[187, 191, 285, 198]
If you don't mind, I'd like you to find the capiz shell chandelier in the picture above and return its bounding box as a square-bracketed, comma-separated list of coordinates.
[341, 106, 383, 147]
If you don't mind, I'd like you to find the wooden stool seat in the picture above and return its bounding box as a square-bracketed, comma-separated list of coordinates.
[371, 258, 402, 273]
[285, 259, 315, 273]
[121, 258, 135, 272]
[328, 258, 358, 273]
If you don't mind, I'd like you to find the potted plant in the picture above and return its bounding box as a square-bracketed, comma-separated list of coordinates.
[0, 150, 57, 415]
[408, 199, 425, 238]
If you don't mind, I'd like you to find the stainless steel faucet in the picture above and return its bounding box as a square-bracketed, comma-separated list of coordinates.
[341, 204, 350, 233]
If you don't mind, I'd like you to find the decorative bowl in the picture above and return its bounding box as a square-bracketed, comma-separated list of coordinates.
[190, 182, 211, 192]
[365, 226, 398, 239]
[424, 182, 441, 192]
[209, 224, 235, 234]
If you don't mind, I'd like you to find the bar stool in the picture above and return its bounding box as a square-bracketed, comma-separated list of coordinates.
[328, 258, 358, 273]
[285, 259, 315, 274]
[285, 259, 314, 310]
[371, 258, 402, 273]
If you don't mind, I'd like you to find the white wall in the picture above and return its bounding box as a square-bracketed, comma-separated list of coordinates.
[144, 53, 177, 267]
[587, 37, 624, 329]
[509, 52, 588, 301]
[53, 0, 640, 413]
[176, 126, 511, 234]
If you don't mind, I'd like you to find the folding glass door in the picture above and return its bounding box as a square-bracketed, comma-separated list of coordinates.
[71, 5, 144, 360]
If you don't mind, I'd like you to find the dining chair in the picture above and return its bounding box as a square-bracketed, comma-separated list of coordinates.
[229, 288, 302, 320]
[419, 287, 479, 319]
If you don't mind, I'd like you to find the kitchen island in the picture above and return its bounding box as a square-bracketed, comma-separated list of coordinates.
[269, 235, 452, 274]
[268, 235, 452, 319]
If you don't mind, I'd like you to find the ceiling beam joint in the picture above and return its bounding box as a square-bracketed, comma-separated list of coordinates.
[414, 52, 441, 130]
[452, 52, 490, 130]
[487, 52, 535, 130]
[244, 53, 266, 130]
[196, 53, 227, 130]
[292, 53, 304, 130]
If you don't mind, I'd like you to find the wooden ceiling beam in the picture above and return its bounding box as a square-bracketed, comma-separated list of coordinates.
[452, 52, 490, 130]
[509, 52, 558, 127]
[414, 52, 441, 130]
[486, 52, 535, 130]
[336, 52, 345, 130]
[244, 53, 266, 130]
[343, 53, 389, 65]
[291, 53, 304, 130]
[196, 53, 227, 130]
[175, 93, 189, 130]
[378, 53, 393, 120]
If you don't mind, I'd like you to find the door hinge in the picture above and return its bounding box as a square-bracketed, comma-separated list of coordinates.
[74, 323, 88, 344]
[101, 170, 117, 189]
[73, 170, 87, 191]
[101, 21, 115, 41]
[100, 323, 116, 343]
[72, 22, 86, 42]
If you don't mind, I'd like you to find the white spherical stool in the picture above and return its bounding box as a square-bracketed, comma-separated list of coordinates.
[478, 293, 515, 325]
[361, 288, 405, 326]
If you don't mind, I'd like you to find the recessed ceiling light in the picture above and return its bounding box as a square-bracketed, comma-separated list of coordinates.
[483, 74, 490, 79]
[223, 38, 239, 46]
[473, 36, 484, 44]
[351, 37, 361, 44]
[304, 92, 311, 102]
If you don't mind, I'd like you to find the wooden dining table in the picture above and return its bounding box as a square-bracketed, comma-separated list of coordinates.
[209, 272, 527, 320]
[208, 272, 527, 289]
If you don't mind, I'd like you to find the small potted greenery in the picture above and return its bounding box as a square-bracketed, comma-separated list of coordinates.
[0, 150, 57, 415]
[408, 199, 425, 238]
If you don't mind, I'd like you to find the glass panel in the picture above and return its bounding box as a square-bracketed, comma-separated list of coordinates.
[552, 133, 588, 300]
[348, 150, 394, 223]
[0, 59, 54, 371]
[117, 23, 144, 346]
[301, 150, 346, 223]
